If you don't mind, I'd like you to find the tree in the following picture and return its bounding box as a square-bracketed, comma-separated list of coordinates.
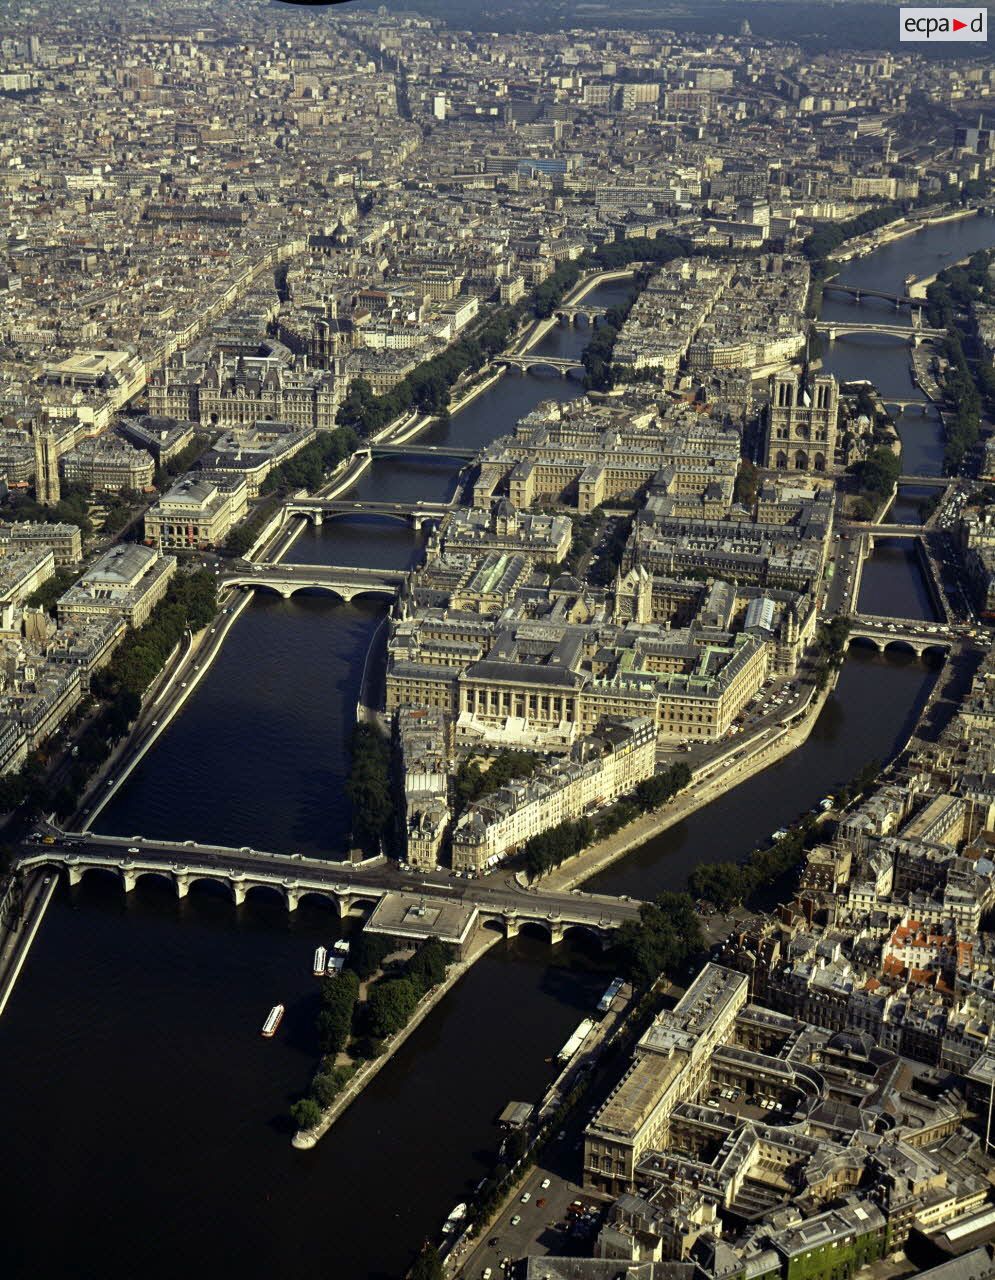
[316, 969, 359, 1055]
[366, 976, 420, 1038]
[688, 862, 753, 910]
[347, 933, 395, 981]
[612, 892, 704, 987]
[408, 1246, 444, 1280]
[311, 1065, 353, 1107]
[849, 446, 900, 499]
[346, 724, 394, 854]
[290, 1097, 322, 1130]
[734, 460, 759, 508]
[405, 937, 453, 994]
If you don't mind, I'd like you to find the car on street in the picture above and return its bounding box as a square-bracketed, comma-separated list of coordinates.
[540, 1178, 551, 1189]
[520, 1192, 531, 1203]
[510, 1215, 521, 1227]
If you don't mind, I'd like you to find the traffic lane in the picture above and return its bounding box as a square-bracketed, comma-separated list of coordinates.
[36, 838, 642, 921]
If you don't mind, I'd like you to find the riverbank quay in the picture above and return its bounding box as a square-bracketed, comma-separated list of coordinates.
[539, 677, 835, 896]
[832, 205, 979, 263]
[291, 928, 504, 1149]
[443, 976, 672, 1280]
[80, 588, 254, 830]
[0, 872, 57, 1019]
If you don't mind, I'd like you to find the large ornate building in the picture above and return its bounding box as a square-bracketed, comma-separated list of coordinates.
[763, 370, 839, 473]
[147, 350, 343, 431]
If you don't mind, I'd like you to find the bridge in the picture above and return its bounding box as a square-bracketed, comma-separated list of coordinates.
[220, 562, 407, 602]
[813, 321, 939, 344]
[495, 355, 586, 377]
[898, 474, 951, 488]
[554, 306, 607, 326]
[846, 613, 956, 656]
[839, 522, 923, 538]
[821, 282, 924, 309]
[17, 834, 644, 944]
[286, 498, 455, 530]
[882, 400, 936, 414]
[365, 444, 477, 461]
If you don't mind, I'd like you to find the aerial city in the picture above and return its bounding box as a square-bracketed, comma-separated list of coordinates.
[4, 0, 995, 1277]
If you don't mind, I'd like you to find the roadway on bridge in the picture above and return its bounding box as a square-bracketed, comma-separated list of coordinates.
[20, 833, 644, 932]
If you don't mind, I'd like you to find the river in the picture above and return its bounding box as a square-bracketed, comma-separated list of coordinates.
[0, 235, 991, 1278]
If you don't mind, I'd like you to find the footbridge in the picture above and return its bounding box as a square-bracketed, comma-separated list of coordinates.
[846, 614, 956, 656]
[17, 835, 643, 944]
[220, 562, 408, 602]
[495, 355, 586, 377]
[286, 497, 454, 530]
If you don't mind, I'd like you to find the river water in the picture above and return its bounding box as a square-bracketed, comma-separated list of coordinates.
[1, 234, 992, 1279]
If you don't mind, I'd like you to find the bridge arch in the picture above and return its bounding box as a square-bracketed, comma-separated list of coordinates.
[881, 637, 921, 656]
[515, 919, 556, 941]
[187, 874, 238, 901]
[562, 922, 607, 946]
[243, 882, 288, 907]
[132, 867, 177, 891]
[847, 634, 884, 654]
[297, 889, 341, 914]
[340, 893, 380, 918]
[526, 359, 571, 378]
[319, 510, 414, 528]
[70, 864, 121, 889]
[345, 587, 398, 604]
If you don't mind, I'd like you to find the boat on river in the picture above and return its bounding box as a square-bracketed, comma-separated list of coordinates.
[442, 1203, 467, 1235]
[261, 1005, 284, 1038]
[313, 946, 327, 977]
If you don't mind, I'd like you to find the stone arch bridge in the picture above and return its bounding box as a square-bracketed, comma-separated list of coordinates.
[285, 498, 454, 531]
[846, 614, 956, 657]
[495, 355, 586, 378]
[554, 306, 608, 327]
[18, 836, 641, 945]
[220, 563, 407, 603]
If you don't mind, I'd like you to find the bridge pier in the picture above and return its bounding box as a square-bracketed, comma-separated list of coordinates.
[285, 885, 300, 912]
[175, 873, 190, 900]
[548, 920, 564, 946]
[231, 879, 247, 907]
[504, 915, 519, 940]
[66, 864, 83, 888]
[120, 868, 138, 893]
